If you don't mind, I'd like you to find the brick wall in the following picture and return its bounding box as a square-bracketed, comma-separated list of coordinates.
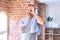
[0, 0, 9, 13]
[9, 0, 34, 40]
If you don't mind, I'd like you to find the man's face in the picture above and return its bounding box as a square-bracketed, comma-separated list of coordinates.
[26, 6, 34, 18]
[28, 6, 34, 13]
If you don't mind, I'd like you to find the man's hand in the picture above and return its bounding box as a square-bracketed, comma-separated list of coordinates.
[20, 27, 25, 33]
[30, 8, 35, 15]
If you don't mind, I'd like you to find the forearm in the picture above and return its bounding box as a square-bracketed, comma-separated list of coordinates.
[32, 13, 44, 25]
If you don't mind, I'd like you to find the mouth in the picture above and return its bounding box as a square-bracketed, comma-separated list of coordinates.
[27, 12, 32, 16]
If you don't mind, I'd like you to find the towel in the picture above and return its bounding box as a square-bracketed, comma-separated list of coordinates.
[30, 16, 41, 35]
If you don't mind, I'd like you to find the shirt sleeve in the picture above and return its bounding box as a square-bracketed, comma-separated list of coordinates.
[19, 17, 28, 27]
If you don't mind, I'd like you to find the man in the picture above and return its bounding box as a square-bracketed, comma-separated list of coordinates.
[19, 4, 44, 40]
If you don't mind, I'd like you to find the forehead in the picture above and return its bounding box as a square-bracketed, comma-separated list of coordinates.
[27, 5, 34, 10]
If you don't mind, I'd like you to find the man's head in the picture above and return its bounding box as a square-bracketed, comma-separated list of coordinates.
[26, 4, 34, 18]
[28, 4, 34, 12]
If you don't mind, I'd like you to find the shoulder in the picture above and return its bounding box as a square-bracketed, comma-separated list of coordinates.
[19, 17, 28, 23]
[20, 17, 27, 21]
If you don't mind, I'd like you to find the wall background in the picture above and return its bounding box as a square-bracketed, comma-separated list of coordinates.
[46, 2, 60, 27]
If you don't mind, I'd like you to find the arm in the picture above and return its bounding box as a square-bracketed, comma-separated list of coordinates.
[19, 17, 29, 33]
[32, 13, 45, 25]
[19, 18, 25, 33]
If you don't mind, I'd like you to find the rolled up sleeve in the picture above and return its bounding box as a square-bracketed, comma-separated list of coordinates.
[19, 18, 27, 27]
[19, 17, 28, 33]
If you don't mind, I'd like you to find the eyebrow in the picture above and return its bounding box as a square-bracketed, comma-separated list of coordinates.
[28, 4, 34, 7]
